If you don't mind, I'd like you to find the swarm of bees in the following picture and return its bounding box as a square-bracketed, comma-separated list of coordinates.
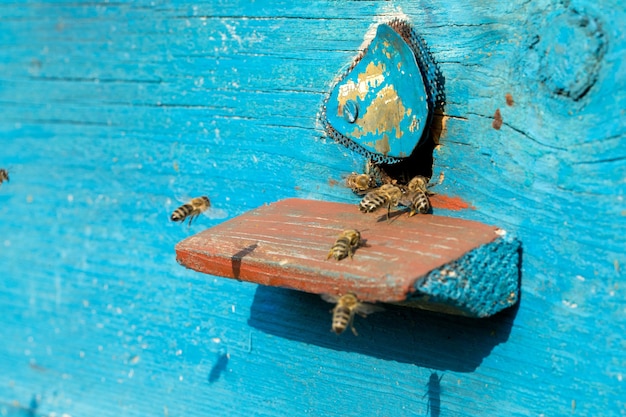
[0, 168, 9, 187]
[321, 293, 384, 335]
[170, 196, 211, 226]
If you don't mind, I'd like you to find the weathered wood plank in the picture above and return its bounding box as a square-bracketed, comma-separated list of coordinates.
[0, 1, 624, 416]
[176, 198, 519, 317]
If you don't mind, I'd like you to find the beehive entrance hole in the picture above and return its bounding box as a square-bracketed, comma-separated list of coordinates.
[368, 109, 444, 186]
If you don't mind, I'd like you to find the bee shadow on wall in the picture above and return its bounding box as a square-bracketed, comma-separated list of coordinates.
[247, 284, 519, 373]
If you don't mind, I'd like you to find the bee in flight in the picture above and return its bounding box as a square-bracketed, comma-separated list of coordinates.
[0, 168, 9, 187]
[321, 293, 383, 335]
[345, 172, 377, 194]
[359, 184, 403, 220]
[170, 196, 211, 225]
[327, 229, 362, 261]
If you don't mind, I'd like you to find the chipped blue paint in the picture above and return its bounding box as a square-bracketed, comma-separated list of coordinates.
[322, 19, 441, 164]
[0, 1, 624, 417]
[409, 235, 521, 318]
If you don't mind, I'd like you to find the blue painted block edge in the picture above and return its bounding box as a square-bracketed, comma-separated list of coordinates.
[402, 235, 521, 318]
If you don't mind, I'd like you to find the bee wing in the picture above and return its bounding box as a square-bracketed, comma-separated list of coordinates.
[203, 207, 228, 220]
[320, 294, 340, 304]
[172, 193, 193, 206]
[353, 188, 374, 196]
[354, 302, 384, 316]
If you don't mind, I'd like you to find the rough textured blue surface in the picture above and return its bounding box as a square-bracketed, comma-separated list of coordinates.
[410, 235, 521, 318]
[0, 1, 624, 417]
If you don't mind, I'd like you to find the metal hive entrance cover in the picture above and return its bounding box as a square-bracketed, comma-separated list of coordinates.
[322, 19, 441, 164]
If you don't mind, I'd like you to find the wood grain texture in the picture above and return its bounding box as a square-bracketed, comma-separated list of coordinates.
[0, 1, 624, 417]
[176, 198, 519, 317]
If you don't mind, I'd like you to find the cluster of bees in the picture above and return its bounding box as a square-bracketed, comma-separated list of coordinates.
[321, 169, 439, 335]
[351, 171, 434, 219]
[328, 170, 437, 262]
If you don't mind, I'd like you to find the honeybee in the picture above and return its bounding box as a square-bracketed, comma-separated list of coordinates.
[327, 229, 362, 261]
[402, 175, 433, 216]
[321, 293, 383, 335]
[408, 173, 444, 192]
[406, 190, 431, 216]
[170, 196, 211, 225]
[0, 168, 9, 186]
[406, 175, 429, 193]
[345, 172, 376, 194]
[359, 184, 403, 220]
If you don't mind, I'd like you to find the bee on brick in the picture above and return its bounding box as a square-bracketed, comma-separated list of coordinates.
[327, 229, 362, 261]
[406, 190, 431, 216]
[402, 175, 432, 216]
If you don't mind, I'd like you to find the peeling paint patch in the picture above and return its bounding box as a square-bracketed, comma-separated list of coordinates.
[374, 134, 391, 155]
[351, 84, 406, 139]
[336, 61, 386, 116]
[409, 115, 420, 133]
[430, 194, 475, 211]
[492, 109, 503, 130]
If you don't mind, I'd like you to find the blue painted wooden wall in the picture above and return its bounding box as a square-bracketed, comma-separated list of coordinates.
[1, 1, 624, 416]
